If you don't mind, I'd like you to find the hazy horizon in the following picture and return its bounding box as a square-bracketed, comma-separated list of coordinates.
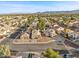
[0, 1, 79, 14]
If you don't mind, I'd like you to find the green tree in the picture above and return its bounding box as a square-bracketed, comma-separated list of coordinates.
[48, 17, 56, 24]
[27, 16, 35, 25]
[0, 45, 11, 57]
[37, 18, 46, 30]
[42, 48, 61, 58]
[18, 19, 28, 28]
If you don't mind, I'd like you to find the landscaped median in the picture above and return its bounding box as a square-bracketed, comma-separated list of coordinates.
[12, 38, 55, 44]
[12, 36, 55, 44]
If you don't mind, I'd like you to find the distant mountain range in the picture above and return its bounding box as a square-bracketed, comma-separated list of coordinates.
[1, 10, 79, 15]
[37, 10, 79, 14]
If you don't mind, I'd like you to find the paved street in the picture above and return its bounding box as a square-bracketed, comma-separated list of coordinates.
[8, 35, 70, 55]
[64, 40, 79, 48]
[0, 34, 72, 54]
[9, 41, 67, 52]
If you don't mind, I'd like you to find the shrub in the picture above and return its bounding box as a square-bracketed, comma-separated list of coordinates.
[42, 48, 62, 58]
[0, 45, 11, 57]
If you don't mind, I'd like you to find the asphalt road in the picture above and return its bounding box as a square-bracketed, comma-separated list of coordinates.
[9, 41, 66, 52]
[7, 35, 70, 55]
[64, 40, 79, 48]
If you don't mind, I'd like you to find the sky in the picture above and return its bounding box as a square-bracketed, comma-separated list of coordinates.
[0, 1, 79, 14]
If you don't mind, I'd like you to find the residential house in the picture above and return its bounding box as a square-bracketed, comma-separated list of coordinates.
[68, 22, 74, 27]
[20, 32, 30, 41]
[49, 29, 57, 38]
[53, 24, 59, 29]
[64, 29, 75, 39]
[56, 27, 64, 34]
[74, 32, 79, 40]
[30, 20, 38, 28]
[32, 29, 42, 39]
[73, 21, 79, 28]
[44, 28, 57, 38]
